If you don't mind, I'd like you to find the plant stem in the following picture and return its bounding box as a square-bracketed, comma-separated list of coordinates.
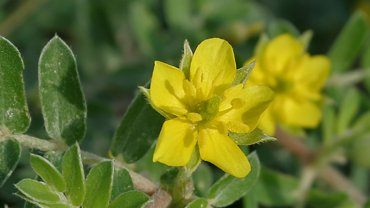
[0, 133, 172, 207]
[276, 128, 367, 206]
[12, 134, 65, 151]
[295, 166, 317, 208]
[0, 0, 46, 36]
[318, 166, 367, 204]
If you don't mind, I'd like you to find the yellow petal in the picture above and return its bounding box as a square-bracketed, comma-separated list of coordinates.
[262, 34, 304, 75]
[247, 57, 277, 87]
[198, 128, 250, 178]
[293, 55, 330, 92]
[150, 61, 188, 116]
[153, 118, 197, 166]
[282, 98, 322, 127]
[217, 84, 274, 133]
[190, 38, 236, 98]
[258, 107, 276, 135]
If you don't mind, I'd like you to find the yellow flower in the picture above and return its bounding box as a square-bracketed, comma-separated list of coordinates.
[147, 38, 273, 178]
[248, 34, 330, 135]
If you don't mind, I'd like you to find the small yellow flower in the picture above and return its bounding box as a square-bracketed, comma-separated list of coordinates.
[248, 34, 330, 135]
[147, 38, 273, 178]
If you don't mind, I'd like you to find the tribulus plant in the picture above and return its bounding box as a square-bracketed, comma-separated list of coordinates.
[1, 5, 370, 208]
[0, 34, 276, 208]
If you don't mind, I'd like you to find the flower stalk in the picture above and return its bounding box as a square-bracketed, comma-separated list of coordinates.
[276, 128, 367, 206]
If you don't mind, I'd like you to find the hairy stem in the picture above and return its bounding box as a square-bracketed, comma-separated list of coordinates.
[0, 133, 171, 207]
[276, 128, 367, 206]
[0, 0, 46, 36]
[12, 134, 65, 151]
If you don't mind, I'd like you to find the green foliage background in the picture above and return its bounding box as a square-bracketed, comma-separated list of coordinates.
[1, 0, 370, 207]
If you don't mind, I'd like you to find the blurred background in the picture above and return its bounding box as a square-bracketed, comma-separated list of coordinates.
[0, 0, 369, 207]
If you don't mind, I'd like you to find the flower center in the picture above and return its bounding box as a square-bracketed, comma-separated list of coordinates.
[197, 96, 221, 121]
[273, 77, 293, 93]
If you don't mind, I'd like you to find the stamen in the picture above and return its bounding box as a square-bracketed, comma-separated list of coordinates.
[231, 98, 244, 109]
[187, 112, 203, 123]
[183, 80, 196, 98]
[217, 98, 245, 117]
[198, 96, 221, 121]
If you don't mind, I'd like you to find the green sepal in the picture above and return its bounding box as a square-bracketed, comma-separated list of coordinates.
[299, 30, 313, 51]
[180, 39, 193, 79]
[229, 128, 277, 146]
[232, 61, 256, 85]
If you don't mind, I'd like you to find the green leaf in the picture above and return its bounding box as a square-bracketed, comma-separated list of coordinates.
[193, 164, 213, 197]
[365, 200, 370, 208]
[208, 152, 260, 207]
[306, 190, 358, 208]
[38, 35, 87, 145]
[337, 88, 360, 134]
[350, 135, 370, 168]
[62, 143, 85, 206]
[322, 106, 336, 145]
[229, 129, 277, 146]
[160, 167, 179, 190]
[24, 201, 38, 208]
[361, 41, 370, 91]
[352, 112, 370, 135]
[0, 36, 30, 133]
[84, 161, 114, 208]
[111, 89, 165, 163]
[233, 61, 255, 85]
[328, 11, 369, 73]
[15, 179, 61, 204]
[185, 198, 208, 208]
[111, 168, 134, 200]
[18, 193, 69, 208]
[30, 154, 66, 192]
[0, 138, 21, 187]
[43, 151, 64, 172]
[109, 191, 149, 208]
[254, 167, 299, 206]
[242, 190, 258, 208]
[350, 165, 368, 193]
